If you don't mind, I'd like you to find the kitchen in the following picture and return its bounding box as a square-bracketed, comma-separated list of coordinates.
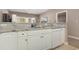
[0, 9, 77, 50]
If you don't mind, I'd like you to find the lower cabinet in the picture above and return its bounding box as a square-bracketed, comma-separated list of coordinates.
[39, 29, 52, 50]
[17, 31, 28, 50]
[0, 28, 65, 50]
[27, 30, 52, 50]
[0, 32, 18, 50]
[27, 31, 42, 50]
[17, 29, 52, 50]
[51, 28, 65, 48]
[17, 28, 65, 50]
[18, 36, 28, 50]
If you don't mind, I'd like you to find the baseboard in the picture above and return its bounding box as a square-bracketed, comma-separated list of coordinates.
[68, 35, 79, 40]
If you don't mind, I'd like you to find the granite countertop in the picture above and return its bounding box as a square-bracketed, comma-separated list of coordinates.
[0, 25, 65, 33]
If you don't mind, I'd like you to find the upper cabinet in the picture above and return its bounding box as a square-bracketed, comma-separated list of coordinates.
[12, 14, 30, 23]
[0, 9, 12, 22]
[12, 14, 36, 24]
[2, 13, 12, 22]
[0, 9, 38, 23]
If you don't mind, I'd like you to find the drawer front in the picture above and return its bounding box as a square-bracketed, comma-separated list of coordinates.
[40, 29, 52, 35]
[52, 28, 65, 32]
[0, 32, 17, 38]
[17, 31, 27, 37]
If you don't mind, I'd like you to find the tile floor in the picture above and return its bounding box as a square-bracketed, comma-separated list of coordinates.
[54, 44, 78, 50]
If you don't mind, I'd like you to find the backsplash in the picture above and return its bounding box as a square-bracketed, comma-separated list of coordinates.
[0, 23, 31, 31]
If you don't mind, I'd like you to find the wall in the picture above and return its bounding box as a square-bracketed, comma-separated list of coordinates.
[67, 9, 79, 37]
[0, 9, 10, 22]
[0, 10, 2, 22]
[40, 9, 65, 24]
[66, 9, 79, 48]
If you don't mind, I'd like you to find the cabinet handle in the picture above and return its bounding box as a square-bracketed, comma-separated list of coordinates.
[27, 35, 32, 36]
[41, 33, 45, 34]
[40, 36, 44, 38]
[25, 39, 28, 41]
[22, 33, 24, 35]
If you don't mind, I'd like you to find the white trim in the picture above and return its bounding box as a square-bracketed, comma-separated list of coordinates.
[56, 10, 67, 23]
[68, 35, 79, 40]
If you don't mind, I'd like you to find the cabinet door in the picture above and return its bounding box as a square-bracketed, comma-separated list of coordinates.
[39, 29, 52, 50]
[27, 31, 42, 50]
[61, 28, 65, 43]
[17, 32, 28, 50]
[51, 28, 65, 48]
[0, 32, 18, 50]
[18, 37, 28, 50]
[28, 29, 52, 50]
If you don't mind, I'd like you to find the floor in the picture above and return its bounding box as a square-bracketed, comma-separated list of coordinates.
[68, 38, 79, 48]
[54, 44, 78, 50]
[53, 38, 79, 50]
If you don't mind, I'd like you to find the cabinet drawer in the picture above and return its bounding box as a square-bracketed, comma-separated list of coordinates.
[27, 31, 40, 37]
[18, 36, 27, 40]
[52, 28, 65, 32]
[17, 32, 27, 37]
[0, 32, 17, 38]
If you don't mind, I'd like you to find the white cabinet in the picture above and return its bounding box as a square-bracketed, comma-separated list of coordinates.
[0, 28, 65, 50]
[17, 31, 28, 50]
[17, 31, 43, 50]
[51, 28, 65, 48]
[39, 29, 52, 50]
[17, 29, 52, 50]
[27, 31, 42, 50]
[0, 32, 18, 50]
[17, 28, 65, 50]
[27, 29, 52, 50]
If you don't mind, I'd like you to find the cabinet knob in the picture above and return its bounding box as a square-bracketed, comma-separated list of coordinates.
[40, 36, 44, 38]
[22, 33, 24, 35]
[25, 39, 28, 41]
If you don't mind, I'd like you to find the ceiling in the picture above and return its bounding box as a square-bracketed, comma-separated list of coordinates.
[9, 9, 48, 14]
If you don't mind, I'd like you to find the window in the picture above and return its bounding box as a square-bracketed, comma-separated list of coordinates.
[30, 17, 36, 23]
